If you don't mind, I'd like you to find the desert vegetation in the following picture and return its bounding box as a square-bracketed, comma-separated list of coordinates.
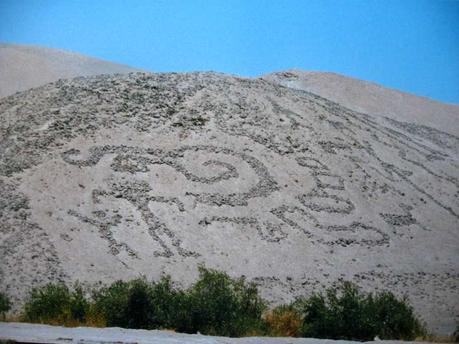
[0, 292, 11, 320]
[2, 267, 429, 340]
[293, 281, 426, 340]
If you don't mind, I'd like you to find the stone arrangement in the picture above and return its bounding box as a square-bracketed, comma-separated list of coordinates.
[0, 72, 457, 334]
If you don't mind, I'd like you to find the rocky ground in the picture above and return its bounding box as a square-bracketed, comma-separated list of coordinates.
[0, 72, 458, 335]
[263, 70, 459, 136]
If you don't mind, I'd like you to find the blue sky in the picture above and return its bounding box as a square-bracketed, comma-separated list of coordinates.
[1, 0, 458, 104]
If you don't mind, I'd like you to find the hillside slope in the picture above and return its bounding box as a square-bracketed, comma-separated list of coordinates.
[0, 72, 458, 335]
[0, 44, 139, 98]
[263, 70, 459, 136]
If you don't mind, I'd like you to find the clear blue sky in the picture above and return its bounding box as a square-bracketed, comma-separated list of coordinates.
[1, 0, 458, 104]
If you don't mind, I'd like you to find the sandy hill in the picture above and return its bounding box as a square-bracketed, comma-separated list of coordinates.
[263, 70, 459, 136]
[0, 65, 458, 334]
[0, 44, 139, 98]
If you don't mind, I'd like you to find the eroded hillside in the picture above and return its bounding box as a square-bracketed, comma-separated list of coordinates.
[0, 72, 458, 334]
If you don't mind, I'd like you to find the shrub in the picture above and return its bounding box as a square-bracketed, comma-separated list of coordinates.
[148, 276, 182, 329]
[68, 284, 89, 322]
[295, 282, 425, 341]
[22, 283, 89, 324]
[92, 276, 179, 329]
[91, 280, 130, 327]
[166, 289, 196, 333]
[177, 266, 266, 337]
[125, 279, 154, 329]
[265, 305, 302, 337]
[369, 291, 426, 340]
[0, 291, 11, 320]
[16, 274, 426, 340]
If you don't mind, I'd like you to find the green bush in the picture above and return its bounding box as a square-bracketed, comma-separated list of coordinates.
[91, 280, 130, 327]
[23, 283, 89, 324]
[151, 276, 190, 329]
[68, 284, 89, 322]
[369, 291, 426, 340]
[175, 266, 266, 337]
[0, 291, 11, 319]
[125, 279, 154, 329]
[92, 276, 180, 329]
[17, 274, 427, 340]
[91, 270, 267, 335]
[295, 282, 425, 341]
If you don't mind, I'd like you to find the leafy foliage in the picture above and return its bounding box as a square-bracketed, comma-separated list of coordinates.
[0, 291, 11, 319]
[23, 283, 89, 324]
[369, 290, 426, 340]
[92, 277, 181, 329]
[148, 276, 186, 329]
[175, 266, 266, 336]
[295, 282, 426, 340]
[17, 272, 426, 339]
[125, 279, 154, 329]
[91, 279, 130, 327]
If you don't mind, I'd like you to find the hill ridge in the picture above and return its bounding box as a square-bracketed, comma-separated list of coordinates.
[0, 43, 140, 98]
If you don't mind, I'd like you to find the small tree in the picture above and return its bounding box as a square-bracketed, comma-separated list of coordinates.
[0, 291, 11, 320]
